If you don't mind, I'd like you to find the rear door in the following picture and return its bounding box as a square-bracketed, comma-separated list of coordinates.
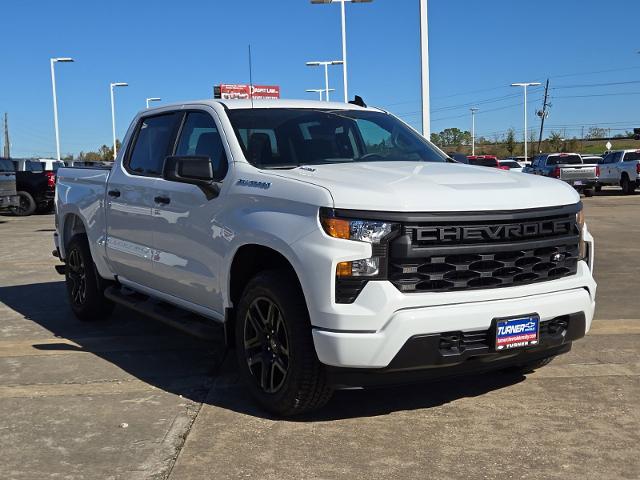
[147, 109, 230, 314]
[622, 151, 640, 179]
[0, 159, 17, 197]
[105, 112, 181, 287]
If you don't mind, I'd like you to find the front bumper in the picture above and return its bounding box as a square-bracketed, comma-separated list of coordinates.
[313, 282, 594, 369]
[327, 315, 581, 388]
[0, 194, 20, 210]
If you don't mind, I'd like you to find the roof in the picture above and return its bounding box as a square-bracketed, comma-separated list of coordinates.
[146, 98, 380, 113]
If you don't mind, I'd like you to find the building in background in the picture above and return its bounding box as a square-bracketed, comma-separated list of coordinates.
[213, 84, 280, 100]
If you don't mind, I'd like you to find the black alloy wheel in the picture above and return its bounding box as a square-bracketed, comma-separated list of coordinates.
[243, 297, 290, 394]
[66, 247, 87, 306]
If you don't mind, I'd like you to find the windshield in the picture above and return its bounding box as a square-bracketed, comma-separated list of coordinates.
[226, 108, 448, 168]
[547, 155, 582, 165]
[468, 158, 498, 167]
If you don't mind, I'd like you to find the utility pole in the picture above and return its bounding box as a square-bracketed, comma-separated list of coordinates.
[537, 79, 550, 154]
[3, 113, 10, 159]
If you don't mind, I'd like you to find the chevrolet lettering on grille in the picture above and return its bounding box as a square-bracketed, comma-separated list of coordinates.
[414, 220, 574, 243]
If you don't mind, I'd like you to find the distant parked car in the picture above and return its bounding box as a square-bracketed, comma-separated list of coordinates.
[507, 156, 531, 167]
[525, 153, 598, 196]
[596, 150, 640, 194]
[498, 160, 524, 172]
[467, 155, 509, 170]
[11, 159, 55, 215]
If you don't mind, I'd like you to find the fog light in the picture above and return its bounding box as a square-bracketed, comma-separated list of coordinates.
[351, 257, 381, 276]
[336, 257, 381, 277]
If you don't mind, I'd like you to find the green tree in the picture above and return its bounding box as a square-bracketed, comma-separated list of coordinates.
[548, 131, 564, 152]
[505, 128, 516, 155]
[434, 128, 471, 147]
[585, 127, 607, 139]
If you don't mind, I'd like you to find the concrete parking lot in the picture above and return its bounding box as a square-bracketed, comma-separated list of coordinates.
[1, 192, 639, 480]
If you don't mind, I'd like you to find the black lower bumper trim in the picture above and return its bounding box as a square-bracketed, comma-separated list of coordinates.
[327, 312, 585, 388]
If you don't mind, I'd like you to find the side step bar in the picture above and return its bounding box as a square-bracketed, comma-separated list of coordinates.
[104, 286, 223, 341]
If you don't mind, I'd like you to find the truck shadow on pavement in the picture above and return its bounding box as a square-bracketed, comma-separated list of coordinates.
[0, 281, 526, 421]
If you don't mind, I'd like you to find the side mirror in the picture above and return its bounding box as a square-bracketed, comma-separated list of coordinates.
[162, 156, 219, 199]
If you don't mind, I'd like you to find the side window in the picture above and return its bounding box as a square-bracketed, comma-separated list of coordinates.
[127, 113, 180, 176]
[613, 152, 623, 163]
[175, 112, 228, 181]
[601, 153, 611, 164]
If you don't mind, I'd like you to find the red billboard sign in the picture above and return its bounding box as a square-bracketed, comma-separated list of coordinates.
[215, 84, 280, 100]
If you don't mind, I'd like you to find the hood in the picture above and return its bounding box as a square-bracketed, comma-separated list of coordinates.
[268, 161, 580, 212]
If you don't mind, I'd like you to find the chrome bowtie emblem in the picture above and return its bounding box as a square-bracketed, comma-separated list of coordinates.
[552, 253, 564, 262]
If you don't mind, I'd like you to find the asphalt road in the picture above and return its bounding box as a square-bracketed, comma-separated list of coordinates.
[0, 191, 639, 480]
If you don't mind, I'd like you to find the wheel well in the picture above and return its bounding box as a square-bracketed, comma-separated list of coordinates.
[227, 244, 303, 346]
[63, 213, 87, 249]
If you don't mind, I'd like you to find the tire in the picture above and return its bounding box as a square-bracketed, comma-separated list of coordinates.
[511, 355, 555, 374]
[235, 269, 333, 416]
[13, 191, 36, 216]
[583, 188, 594, 197]
[621, 175, 635, 195]
[595, 185, 602, 192]
[35, 201, 54, 214]
[64, 234, 114, 321]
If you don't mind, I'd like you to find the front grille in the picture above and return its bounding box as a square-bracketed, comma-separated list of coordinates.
[389, 207, 580, 294]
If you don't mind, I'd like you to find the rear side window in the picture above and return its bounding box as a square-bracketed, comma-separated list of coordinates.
[26, 160, 44, 172]
[546, 155, 581, 165]
[175, 112, 228, 181]
[0, 159, 14, 172]
[623, 151, 640, 162]
[127, 113, 180, 176]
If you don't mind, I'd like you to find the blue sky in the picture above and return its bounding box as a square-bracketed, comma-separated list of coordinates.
[2, 0, 640, 158]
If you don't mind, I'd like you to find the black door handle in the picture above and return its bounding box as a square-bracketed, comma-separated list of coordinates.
[108, 190, 121, 198]
[154, 196, 170, 205]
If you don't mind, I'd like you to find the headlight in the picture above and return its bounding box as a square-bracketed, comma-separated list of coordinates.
[320, 216, 395, 244]
[320, 209, 397, 278]
[577, 209, 586, 259]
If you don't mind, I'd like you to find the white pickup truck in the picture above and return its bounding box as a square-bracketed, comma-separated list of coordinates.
[597, 149, 640, 194]
[54, 99, 597, 415]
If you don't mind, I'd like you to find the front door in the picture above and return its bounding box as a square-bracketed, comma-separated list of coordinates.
[105, 112, 181, 287]
[148, 109, 230, 314]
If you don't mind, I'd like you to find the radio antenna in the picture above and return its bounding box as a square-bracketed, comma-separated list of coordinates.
[248, 44, 254, 108]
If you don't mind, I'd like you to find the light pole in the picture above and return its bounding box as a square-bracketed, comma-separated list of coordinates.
[146, 97, 161, 108]
[306, 61, 343, 101]
[110, 82, 128, 160]
[306, 88, 335, 101]
[511, 82, 541, 162]
[50, 57, 74, 162]
[310, 0, 373, 103]
[419, 0, 430, 138]
[470, 107, 479, 156]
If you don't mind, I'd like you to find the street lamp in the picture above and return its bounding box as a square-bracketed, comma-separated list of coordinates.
[50, 57, 74, 162]
[110, 82, 128, 160]
[310, 0, 373, 103]
[511, 82, 541, 162]
[306, 61, 343, 101]
[470, 107, 479, 156]
[306, 88, 335, 101]
[146, 97, 161, 108]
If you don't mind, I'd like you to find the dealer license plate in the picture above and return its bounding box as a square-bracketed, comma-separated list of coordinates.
[573, 180, 583, 186]
[495, 315, 540, 351]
